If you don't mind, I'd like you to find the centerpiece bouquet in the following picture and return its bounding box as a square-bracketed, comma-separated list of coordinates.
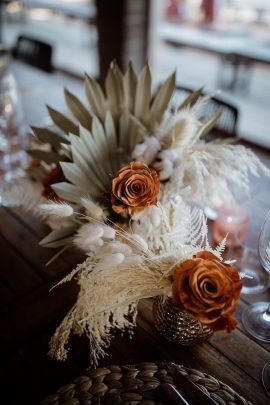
[3, 61, 269, 365]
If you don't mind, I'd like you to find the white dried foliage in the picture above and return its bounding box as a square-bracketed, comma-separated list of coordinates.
[132, 205, 161, 227]
[48, 244, 194, 365]
[215, 236, 227, 256]
[132, 136, 161, 165]
[4, 76, 270, 254]
[156, 106, 201, 149]
[4, 65, 270, 365]
[94, 252, 125, 272]
[74, 223, 105, 252]
[39, 202, 74, 218]
[188, 144, 268, 203]
[128, 98, 270, 207]
[133, 196, 209, 255]
[101, 225, 116, 239]
[38, 202, 77, 232]
[122, 254, 143, 266]
[130, 233, 148, 252]
[94, 241, 132, 258]
[153, 149, 178, 181]
[73, 220, 119, 252]
[154, 139, 270, 206]
[48, 198, 224, 366]
[80, 197, 104, 219]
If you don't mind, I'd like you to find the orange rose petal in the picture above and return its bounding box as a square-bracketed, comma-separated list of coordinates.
[194, 251, 220, 261]
[210, 313, 238, 332]
[172, 250, 242, 332]
[110, 161, 160, 214]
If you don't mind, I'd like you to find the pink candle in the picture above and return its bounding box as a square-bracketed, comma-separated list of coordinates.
[213, 206, 250, 247]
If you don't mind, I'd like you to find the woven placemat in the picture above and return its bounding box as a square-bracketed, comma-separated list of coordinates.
[40, 361, 253, 405]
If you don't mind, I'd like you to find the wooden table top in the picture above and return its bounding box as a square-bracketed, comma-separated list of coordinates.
[0, 62, 270, 405]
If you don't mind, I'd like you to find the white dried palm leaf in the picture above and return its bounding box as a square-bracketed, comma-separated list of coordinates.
[54, 121, 123, 203]
[64, 88, 92, 129]
[40, 62, 176, 153]
[177, 87, 204, 110]
[85, 74, 107, 121]
[53, 107, 157, 207]
[105, 62, 124, 120]
[134, 63, 152, 123]
[148, 72, 176, 124]
[47, 105, 79, 136]
[51, 182, 84, 204]
[123, 62, 137, 112]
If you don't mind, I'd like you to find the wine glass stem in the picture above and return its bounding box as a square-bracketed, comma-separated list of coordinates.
[262, 304, 270, 322]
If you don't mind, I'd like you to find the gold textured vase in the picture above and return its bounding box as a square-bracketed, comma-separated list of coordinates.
[153, 296, 213, 345]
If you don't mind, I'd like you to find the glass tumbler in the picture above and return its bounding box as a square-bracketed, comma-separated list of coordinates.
[213, 205, 250, 247]
[0, 70, 28, 182]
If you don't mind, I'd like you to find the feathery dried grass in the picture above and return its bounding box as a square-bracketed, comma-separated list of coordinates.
[39, 202, 74, 218]
[48, 201, 211, 365]
[48, 245, 196, 366]
[167, 143, 270, 205]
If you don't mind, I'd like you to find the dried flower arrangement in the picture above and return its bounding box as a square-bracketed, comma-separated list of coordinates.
[2, 61, 270, 365]
[47, 209, 242, 366]
[3, 61, 269, 253]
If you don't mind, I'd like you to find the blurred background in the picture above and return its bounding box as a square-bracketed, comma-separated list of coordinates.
[0, 0, 270, 146]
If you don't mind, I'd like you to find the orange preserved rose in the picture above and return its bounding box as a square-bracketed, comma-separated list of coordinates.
[172, 251, 242, 332]
[110, 161, 160, 215]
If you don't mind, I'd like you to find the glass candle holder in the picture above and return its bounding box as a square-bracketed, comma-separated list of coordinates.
[213, 205, 250, 247]
[0, 71, 28, 182]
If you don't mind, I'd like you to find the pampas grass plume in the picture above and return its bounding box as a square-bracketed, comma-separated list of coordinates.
[132, 136, 161, 165]
[131, 233, 148, 251]
[149, 205, 161, 227]
[102, 225, 116, 239]
[39, 202, 74, 218]
[81, 197, 103, 219]
[123, 255, 143, 266]
[94, 241, 132, 259]
[74, 223, 104, 251]
[95, 253, 125, 270]
[92, 238, 104, 248]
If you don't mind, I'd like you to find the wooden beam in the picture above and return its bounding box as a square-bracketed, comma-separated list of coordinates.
[95, 0, 151, 82]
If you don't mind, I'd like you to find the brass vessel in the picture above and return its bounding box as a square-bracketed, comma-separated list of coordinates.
[153, 296, 213, 345]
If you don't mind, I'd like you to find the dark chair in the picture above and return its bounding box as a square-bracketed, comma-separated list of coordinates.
[175, 85, 238, 140]
[12, 35, 53, 73]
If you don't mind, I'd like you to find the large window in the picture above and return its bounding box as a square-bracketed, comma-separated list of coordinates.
[1, 0, 98, 76]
